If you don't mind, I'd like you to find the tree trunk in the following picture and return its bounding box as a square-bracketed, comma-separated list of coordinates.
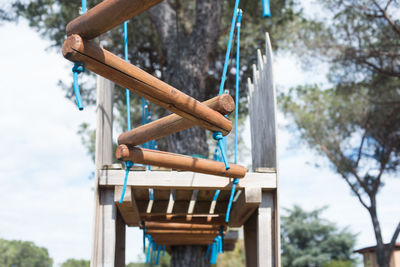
[170, 245, 211, 267]
[368, 197, 391, 267]
[148, 1, 222, 266]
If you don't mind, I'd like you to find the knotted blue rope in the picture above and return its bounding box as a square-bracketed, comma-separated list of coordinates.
[155, 244, 161, 265]
[142, 221, 146, 253]
[262, 0, 271, 17]
[72, 63, 85, 110]
[145, 235, 153, 264]
[212, 132, 230, 170]
[219, 226, 225, 252]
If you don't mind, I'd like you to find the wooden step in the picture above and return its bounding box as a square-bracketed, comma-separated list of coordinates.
[66, 0, 163, 40]
[118, 94, 234, 146]
[116, 145, 247, 178]
[62, 35, 232, 135]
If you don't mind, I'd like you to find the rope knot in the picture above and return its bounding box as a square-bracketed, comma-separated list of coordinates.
[233, 178, 239, 184]
[126, 161, 133, 168]
[212, 131, 223, 141]
[72, 62, 85, 74]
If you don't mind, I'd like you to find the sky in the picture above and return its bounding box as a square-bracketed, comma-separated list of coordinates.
[0, 18, 399, 266]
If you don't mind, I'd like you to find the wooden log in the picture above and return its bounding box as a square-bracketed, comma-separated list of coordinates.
[146, 229, 221, 235]
[118, 94, 234, 146]
[116, 145, 247, 178]
[66, 0, 163, 39]
[62, 35, 232, 135]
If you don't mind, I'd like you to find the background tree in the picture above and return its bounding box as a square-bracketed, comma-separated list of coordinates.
[281, 205, 356, 267]
[8, 0, 301, 266]
[280, 1, 400, 266]
[0, 238, 53, 267]
[61, 259, 90, 267]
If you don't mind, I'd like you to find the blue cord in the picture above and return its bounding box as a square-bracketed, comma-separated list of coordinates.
[72, 63, 85, 110]
[145, 236, 152, 264]
[212, 132, 230, 170]
[218, 0, 240, 95]
[219, 226, 225, 252]
[225, 178, 239, 222]
[81, 0, 87, 13]
[262, 0, 271, 17]
[142, 221, 146, 253]
[119, 161, 133, 203]
[155, 245, 161, 265]
[235, 10, 242, 164]
[124, 20, 131, 131]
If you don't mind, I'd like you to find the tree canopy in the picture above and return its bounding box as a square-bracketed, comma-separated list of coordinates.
[0, 238, 53, 267]
[281, 206, 356, 267]
[280, 0, 400, 266]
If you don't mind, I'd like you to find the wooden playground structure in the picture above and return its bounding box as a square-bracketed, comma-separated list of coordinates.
[62, 0, 280, 266]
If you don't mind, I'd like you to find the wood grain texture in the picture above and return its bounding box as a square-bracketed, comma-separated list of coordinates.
[118, 94, 234, 146]
[114, 186, 140, 226]
[66, 0, 163, 39]
[62, 35, 232, 135]
[99, 170, 276, 190]
[116, 145, 247, 178]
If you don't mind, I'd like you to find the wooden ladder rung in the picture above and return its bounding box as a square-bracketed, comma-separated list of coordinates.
[116, 146, 247, 178]
[66, 0, 163, 40]
[118, 94, 234, 146]
[62, 35, 232, 135]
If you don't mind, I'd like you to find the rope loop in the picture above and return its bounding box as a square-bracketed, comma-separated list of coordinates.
[213, 132, 230, 170]
[72, 62, 85, 110]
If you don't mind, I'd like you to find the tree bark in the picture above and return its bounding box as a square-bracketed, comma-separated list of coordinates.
[148, 0, 222, 266]
[368, 196, 390, 267]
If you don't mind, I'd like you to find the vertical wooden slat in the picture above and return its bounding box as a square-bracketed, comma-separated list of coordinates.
[245, 32, 280, 267]
[91, 76, 124, 267]
[186, 190, 198, 221]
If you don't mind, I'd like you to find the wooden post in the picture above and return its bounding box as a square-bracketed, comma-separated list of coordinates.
[118, 94, 235, 146]
[66, 0, 163, 40]
[91, 76, 125, 267]
[244, 33, 280, 267]
[62, 35, 232, 135]
[116, 145, 247, 178]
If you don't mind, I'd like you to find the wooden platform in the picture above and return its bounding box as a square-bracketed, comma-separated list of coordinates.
[100, 166, 276, 233]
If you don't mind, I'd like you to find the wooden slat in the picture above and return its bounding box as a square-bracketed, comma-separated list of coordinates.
[114, 186, 140, 226]
[99, 171, 277, 190]
[166, 190, 175, 220]
[146, 229, 220, 235]
[66, 0, 163, 39]
[62, 35, 232, 135]
[136, 200, 228, 214]
[142, 222, 220, 230]
[229, 187, 262, 227]
[143, 216, 227, 225]
[186, 190, 198, 221]
[116, 146, 247, 178]
[118, 94, 234, 146]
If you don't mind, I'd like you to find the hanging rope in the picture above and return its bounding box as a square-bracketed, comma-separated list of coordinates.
[212, 132, 230, 170]
[71, 0, 88, 111]
[261, 0, 271, 17]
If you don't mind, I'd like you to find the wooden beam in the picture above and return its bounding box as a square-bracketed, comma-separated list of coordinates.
[99, 170, 276, 190]
[62, 35, 232, 135]
[114, 186, 140, 226]
[136, 200, 227, 214]
[66, 0, 163, 39]
[116, 146, 247, 178]
[146, 229, 221, 235]
[229, 187, 262, 227]
[143, 216, 227, 225]
[143, 222, 220, 230]
[118, 94, 234, 146]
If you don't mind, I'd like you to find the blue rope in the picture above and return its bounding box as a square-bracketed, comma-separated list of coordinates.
[210, 240, 218, 264]
[212, 132, 230, 170]
[119, 161, 133, 203]
[261, 0, 271, 17]
[219, 226, 225, 252]
[155, 245, 161, 265]
[218, 0, 240, 95]
[225, 178, 239, 223]
[234, 10, 242, 165]
[162, 245, 166, 256]
[145, 235, 152, 264]
[72, 63, 85, 110]
[81, 0, 87, 14]
[124, 20, 131, 131]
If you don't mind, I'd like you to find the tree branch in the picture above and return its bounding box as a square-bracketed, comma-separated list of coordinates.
[371, 0, 400, 37]
[390, 221, 400, 248]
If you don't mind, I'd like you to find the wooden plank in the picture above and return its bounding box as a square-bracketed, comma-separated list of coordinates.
[116, 146, 247, 178]
[136, 200, 228, 214]
[99, 170, 276, 190]
[118, 94, 234, 146]
[114, 186, 140, 226]
[66, 0, 163, 39]
[62, 35, 232, 135]
[229, 187, 261, 227]
[257, 192, 274, 267]
[142, 222, 220, 230]
[166, 190, 175, 220]
[186, 190, 198, 221]
[146, 229, 220, 235]
[91, 76, 120, 267]
[143, 216, 227, 225]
